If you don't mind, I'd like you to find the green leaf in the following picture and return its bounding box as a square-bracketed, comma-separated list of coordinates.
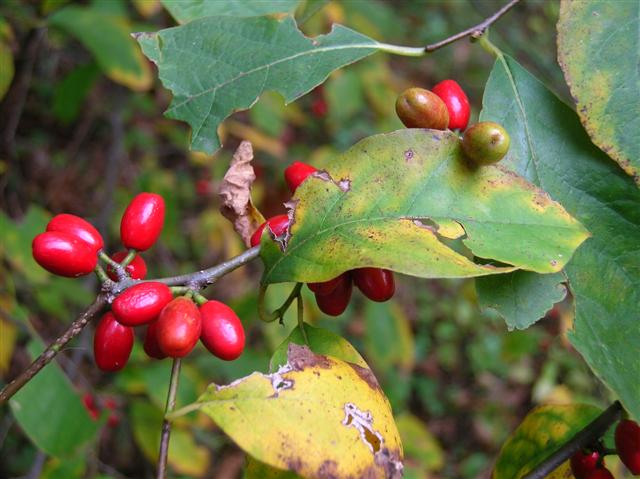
[9, 340, 99, 457]
[479, 54, 640, 418]
[363, 301, 414, 375]
[476, 271, 566, 330]
[270, 322, 368, 372]
[395, 413, 444, 474]
[52, 63, 100, 124]
[136, 15, 391, 153]
[493, 404, 601, 479]
[557, 0, 640, 185]
[245, 456, 302, 479]
[162, 0, 300, 24]
[176, 344, 403, 478]
[260, 129, 589, 285]
[49, 5, 152, 91]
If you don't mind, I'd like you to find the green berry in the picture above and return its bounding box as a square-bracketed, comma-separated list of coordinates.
[462, 121, 510, 165]
[395, 88, 449, 130]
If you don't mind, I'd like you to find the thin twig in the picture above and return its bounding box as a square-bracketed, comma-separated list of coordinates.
[424, 0, 521, 53]
[258, 282, 303, 323]
[522, 401, 623, 479]
[156, 358, 182, 479]
[0, 294, 108, 405]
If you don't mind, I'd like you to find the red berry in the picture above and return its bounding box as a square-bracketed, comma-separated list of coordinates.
[616, 419, 640, 474]
[106, 251, 148, 281]
[112, 282, 173, 326]
[584, 468, 614, 479]
[82, 393, 100, 420]
[46, 214, 104, 253]
[143, 321, 167, 360]
[93, 312, 134, 372]
[32, 231, 98, 277]
[284, 161, 318, 194]
[570, 450, 602, 479]
[308, 273, 347, 296]
[156, 297, 202, 358]
[315, 273, 352, 316]
[432, 79, 471, 131]
[311, 98, 328, 117]
[250, 214, 290, 247]
[199, 300, 245, 361]
[120, 193, 165, 251]
[353, 268, 395, 302]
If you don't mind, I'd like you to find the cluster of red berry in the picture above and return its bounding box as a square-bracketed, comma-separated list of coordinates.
[570, 418, 640, 478]
[250, 161, 396, 316]
[82, 393, 120, 427]
[395, 79, 510, 165]
[31, 193, 245, 373]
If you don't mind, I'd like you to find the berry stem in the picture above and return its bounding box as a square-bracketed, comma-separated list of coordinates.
[258, 283, 303, 323]
[193, 293, 208, 306]
[99, 251, 128, 281]
[424, 0, 521, 53]
[94, 265, 109, 283]
[297, 295, 309, 345]
[120, 249, 137, 268]
[522, 401, 623, 479]
[156, 358, 181, 479]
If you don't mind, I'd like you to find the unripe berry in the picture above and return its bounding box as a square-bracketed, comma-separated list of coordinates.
[93, 312, 134, 372]
[570, 450, 602, 479]
[462, 121, 510, 165]
[112, 282, 173, 326]
[120, 193, 165, 251]
[353, 268, 395, 302]
[106, 251, 148, 281]
[143, 321, 167, 360]
[284, 161, 318, 193]
[156, 297, 202, 358]
[250, 214, 289, 247]
[315, 273, 352, 316]
[395, 87, 449, 130]
[615, 419, 640, 474]
[199, 300, 245, 361]
[32, 231, 98, 277]
[46, 214, 104, 253]
[432, 79, 471, 131]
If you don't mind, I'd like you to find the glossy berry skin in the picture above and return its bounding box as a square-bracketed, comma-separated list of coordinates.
[93, 312, 134, 372]
[308, 273, 347, 296]
[570, 450, 602, 479]
[250, 214, 290, 247]
[156, 297, 202, 358]
[315, 273, 352, 316]
[32, 231, 98, 277]
[120, 193, 165, 251]
[284, 161, 318, 193]
[112, 282, 173, 326]
[462, 121, 510, 165]
[584, 468, 614, 479]
[616, 419, 640, 474]
[395, 87, 449, 130]
[199, 300, 245, 361]
[353, 268, 395, 302]
[432, 80, 471, 131]
[46, 214, 104, 253]
[143, 321, 167, 360]
[106, 251, 148, 281]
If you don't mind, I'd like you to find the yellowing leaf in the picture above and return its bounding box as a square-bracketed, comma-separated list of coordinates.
[175, 345, 403, 478]
[493, 404, 601, 479]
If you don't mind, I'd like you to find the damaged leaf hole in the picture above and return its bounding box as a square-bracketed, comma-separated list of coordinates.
[342, 402, 383, 454]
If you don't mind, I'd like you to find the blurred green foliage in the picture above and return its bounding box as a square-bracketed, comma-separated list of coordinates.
[0, 1, 615, 478]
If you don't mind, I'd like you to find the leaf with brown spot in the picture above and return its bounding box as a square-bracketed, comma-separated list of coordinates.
[173, 345, 403, 479]
[219, 141, 265, 246]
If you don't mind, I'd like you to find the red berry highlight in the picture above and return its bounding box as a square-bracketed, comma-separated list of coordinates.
[143, 321, 167, 360]
[199, 300, 245, 361]
[46, 213, 104, 253]
[616, 419, 640, 474]
[353, 268, 395, 302]
[156, 297, 202, 358]
[93, 312, 134, 372]
[308, 273, 347, 296]
[284, 161, 318, 193]
[32, 231, 98, 277]
[315, 273, 352, 316]
[106, 251, 148, 281]
[112, 282, 173, 326]
[570, 450, 602, 479]
[120, 193, 165, 251]
[432, 79, 471, 131]
[250, 214, 290, 247]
